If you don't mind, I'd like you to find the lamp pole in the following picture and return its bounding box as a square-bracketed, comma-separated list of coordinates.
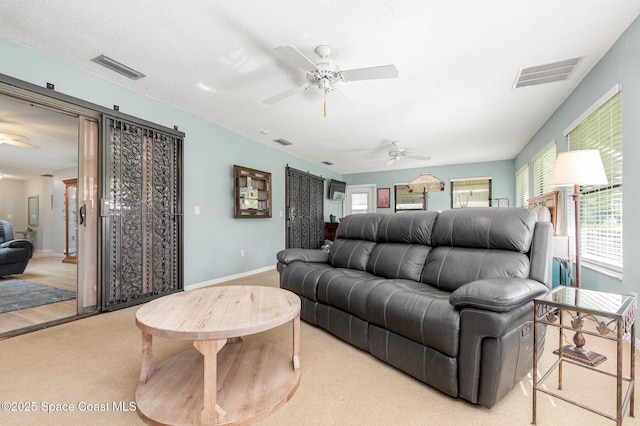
[573, 184, 582, 289]
[422, 188, 427, 211]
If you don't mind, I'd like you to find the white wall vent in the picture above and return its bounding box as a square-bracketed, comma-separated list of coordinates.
[513, 56, 583, 88]
[273, 138, 293, 146]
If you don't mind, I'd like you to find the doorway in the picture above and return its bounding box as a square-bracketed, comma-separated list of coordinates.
[345, 184, 376, 215]
[0, 89, 100, 336]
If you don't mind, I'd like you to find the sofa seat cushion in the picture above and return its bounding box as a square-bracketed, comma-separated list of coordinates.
[316, 268, 385, 320]
[365, 280, 460, 357]
[422, 247, 530, 292]
[279, 261, 334, 302]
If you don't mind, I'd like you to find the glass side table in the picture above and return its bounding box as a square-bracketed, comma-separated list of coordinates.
[532, 286, 636, 425]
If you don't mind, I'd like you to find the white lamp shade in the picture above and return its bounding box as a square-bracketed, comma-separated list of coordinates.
[549, 150, 608, 187]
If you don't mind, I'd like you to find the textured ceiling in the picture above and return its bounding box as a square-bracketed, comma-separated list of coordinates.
[1, 1, 639, 175]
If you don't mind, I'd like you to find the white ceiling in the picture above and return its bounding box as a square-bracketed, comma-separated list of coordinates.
[0, 1, 639, 175]
[0, 95, 78, 180]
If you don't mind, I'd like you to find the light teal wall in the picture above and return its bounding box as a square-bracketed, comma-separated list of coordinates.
[515, 16, 640, 295]
[345, 160, 515, 212]
[0, 38, 343, 286]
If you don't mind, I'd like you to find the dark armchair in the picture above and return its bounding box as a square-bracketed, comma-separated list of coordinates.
[0, 220, 33, 278]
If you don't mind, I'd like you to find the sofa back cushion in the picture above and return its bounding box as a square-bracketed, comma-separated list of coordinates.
[376, 211, 438, 245]
[422, 247, 530, 292]
[424, 208, 536, 292]
[367, 244, 431, 281]
[365, 211, 438, 280]
[431, 207, 536, 253]
[0, 220, 14, 244]
[329, 214, 384, 271]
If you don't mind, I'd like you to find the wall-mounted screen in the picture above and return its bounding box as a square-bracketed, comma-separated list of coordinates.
[329, 179, 346, 200]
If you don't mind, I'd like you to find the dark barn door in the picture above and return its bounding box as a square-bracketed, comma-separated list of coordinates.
[286, 167, 324, 249]
[101, 116, 183, 311]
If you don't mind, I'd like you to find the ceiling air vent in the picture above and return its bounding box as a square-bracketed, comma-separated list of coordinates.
[513, 56, 583, 88]
[273, 138, 293, 146]
[322, 161, 334, 166]
[92, 55, 146, 80]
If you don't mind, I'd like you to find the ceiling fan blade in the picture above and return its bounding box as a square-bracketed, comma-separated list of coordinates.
[275, 46, 318, 73]
[340, 64, 399, 82]
[262, 84, 310, 105]
[385, 157, 396, 167]
[0, 133, 40, 150]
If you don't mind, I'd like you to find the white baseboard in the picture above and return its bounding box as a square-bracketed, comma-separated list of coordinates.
[32, 250, 57, 258]
[185, 265, 276, 291]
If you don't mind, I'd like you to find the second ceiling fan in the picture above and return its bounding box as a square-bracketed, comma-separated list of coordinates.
[369, 141, 431, 168]
[263, 45, 399, 116]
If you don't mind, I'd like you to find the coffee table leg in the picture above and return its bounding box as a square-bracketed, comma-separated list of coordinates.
[139, 331, 155, 384]
[293, 313, 300, 370]
[194, 339, 228, 425]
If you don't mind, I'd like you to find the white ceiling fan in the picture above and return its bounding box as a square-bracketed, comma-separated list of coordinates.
[369, 141, 431, 167]
[0, 133, 40, 150]
[263, 45, 399, 116]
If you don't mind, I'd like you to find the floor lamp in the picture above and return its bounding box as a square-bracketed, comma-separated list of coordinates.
[549, 149, 608, 366]
[406, 173, 445, 210]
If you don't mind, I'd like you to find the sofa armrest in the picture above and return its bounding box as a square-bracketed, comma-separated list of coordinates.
[276, 248, 329, 265]
[1, 239, 31, 249]
[450, 277, 548, 312]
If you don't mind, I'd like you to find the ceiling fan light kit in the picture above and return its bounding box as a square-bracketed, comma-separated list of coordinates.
[0, 133, 40, 150]
[264, 44, 399, 117]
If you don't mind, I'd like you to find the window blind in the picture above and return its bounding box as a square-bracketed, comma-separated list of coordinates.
[516, 166, 529, 207]
[394, 184, 422, 211]
[532, 143, 556, 197]
[568, 92, 622, 272]
[450, 178, 492, 208]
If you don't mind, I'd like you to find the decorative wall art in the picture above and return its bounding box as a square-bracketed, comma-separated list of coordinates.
[377, 188, 390, 208]
[234, 165, 272, 218]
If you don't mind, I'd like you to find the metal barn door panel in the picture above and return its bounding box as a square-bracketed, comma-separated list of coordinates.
[102, 117, 183, 311]
[286, 167, 324, 249]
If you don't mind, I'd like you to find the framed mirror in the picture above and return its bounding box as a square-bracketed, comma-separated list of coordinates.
[28, 195, 39, 227]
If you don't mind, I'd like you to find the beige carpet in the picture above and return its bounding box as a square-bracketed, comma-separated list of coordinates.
[0, 269, 637, 426]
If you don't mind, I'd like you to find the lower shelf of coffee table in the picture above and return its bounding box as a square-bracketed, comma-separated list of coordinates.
[135, 340, 300, 425]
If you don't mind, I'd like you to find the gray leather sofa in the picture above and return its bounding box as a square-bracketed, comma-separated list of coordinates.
[276, 208, 552, 408]
[0, 219, 33, 278]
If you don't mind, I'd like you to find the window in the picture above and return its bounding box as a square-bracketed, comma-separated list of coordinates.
[516, 165, 529, 207]
[394, 184, 423, 211]
[450, 178, 492, 208]
[532, 142, 556, 197]
[350, 193, 369, 214]
[566, 89, 622, 272]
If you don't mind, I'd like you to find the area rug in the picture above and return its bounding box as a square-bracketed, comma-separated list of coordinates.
[0, 279, 76, 314]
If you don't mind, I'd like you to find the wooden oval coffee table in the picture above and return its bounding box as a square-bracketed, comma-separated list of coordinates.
[134, 285, 301, 425]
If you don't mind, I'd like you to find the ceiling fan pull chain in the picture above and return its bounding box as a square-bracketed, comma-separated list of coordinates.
[323, 91, 327, 117]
